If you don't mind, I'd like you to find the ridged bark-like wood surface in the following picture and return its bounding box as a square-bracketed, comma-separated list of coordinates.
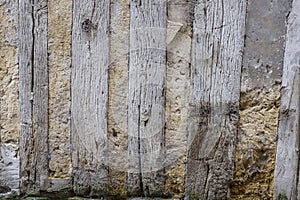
[186, 0, 246, 199]
[71, 0, 110, 196]
[274, 0, 300, 199]
[0, 0, 298, 199]
[19, 0, 49, 192]
[127, 0, 167, 196]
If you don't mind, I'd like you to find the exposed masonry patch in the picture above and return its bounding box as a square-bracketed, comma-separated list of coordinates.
[0, 0, 19, 194]
[48, 0, 72, 178]
[231, 86, 280, 200]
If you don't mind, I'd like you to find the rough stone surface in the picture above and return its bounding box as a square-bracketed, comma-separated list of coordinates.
[48, 0, 72, 178]
[239, 0, 292, 92]
[164, 0, 192, 197]
[231, 0, 291, 199]
[12, 0, 72, 187]
[231, 87, 280, 200]
[0, 0, 19, 194]
[0, 144, 19, 194]
[0, 1, 19, 145]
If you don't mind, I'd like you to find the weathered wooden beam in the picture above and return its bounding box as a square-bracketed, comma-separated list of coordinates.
[71, 0, 110, 196]
[107, 0, 130, 196]
[19, 0, 48, 193]
[127, 0, 167, 196]
[274, 0, 300, 199]
[19, 0, 33, 191]
[185, 0, 246, 199]
[31, 0, 49, 190]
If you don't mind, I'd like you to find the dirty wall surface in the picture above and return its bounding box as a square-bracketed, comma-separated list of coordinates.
[0, 0, 295, 199]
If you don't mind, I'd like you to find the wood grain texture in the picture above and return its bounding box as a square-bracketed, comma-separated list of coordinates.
[107, 0, 130, 196]
[19, 0, 48, 192]
[71, 0, 110, 196]
[185, 0, 246, 199]
[273, 0, 300, 199]
[127, 0, 167, 196]
[19, 0, 33, 191]
[31, 0, 48, 189]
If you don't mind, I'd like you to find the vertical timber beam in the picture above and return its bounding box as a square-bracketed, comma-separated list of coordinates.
[19, 0, 48, 193]
[31, 0, 49, 190]
[71, 0, 110, 196]
[107, 0, 130, 196]
[274, 0, 300, 199]
[185, 0, 246, 199]
[19, 0, 33, 192]
[127, 0, 167, 196]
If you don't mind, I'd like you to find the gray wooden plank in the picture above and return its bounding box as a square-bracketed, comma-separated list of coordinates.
[185, 0, 246, 199]
[107, 0, 130, 196]
[31, 0, 49, 189]
[19, 0, 34, 192]
[71, 0, 110, 196]
[19, 0, 49, 193]
[273, 0, 300, 199]
[127, 0, 167, 196]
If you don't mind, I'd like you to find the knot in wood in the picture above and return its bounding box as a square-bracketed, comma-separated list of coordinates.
[141, 110, 149, 122]
[133, 0, 141, 6]
[82, 19, 92, 32]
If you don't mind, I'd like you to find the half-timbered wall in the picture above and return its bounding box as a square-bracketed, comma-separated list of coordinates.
[0, 0, 298, 199]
